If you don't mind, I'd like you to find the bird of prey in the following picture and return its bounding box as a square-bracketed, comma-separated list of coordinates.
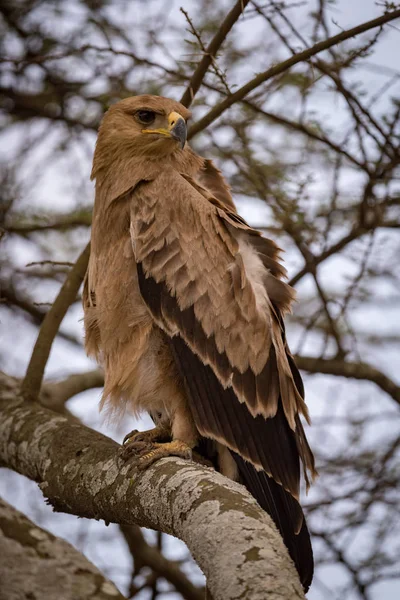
[84, 95, 317, 591]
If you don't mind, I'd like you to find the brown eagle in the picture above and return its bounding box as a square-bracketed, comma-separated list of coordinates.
[83, 95, 317, 591]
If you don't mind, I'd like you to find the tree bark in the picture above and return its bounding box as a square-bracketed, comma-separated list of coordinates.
[0, 371, 304, 600]
[0, 496, 126, 600]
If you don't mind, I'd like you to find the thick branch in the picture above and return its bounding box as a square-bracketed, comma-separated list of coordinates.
[0, 372, 304, 600]
[20, 243, 90, 402]
[0, 497, 126, 600]
[22, 371, 202, 599]
[180, 0, 250, 108]
[188, 9, 400, 138]
[295, 355, 400, 407]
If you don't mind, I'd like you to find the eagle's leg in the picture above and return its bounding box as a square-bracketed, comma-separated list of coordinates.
[120, 423, 171, 460]
[122, 423, 171, 446]
[122, 403, 198, 469]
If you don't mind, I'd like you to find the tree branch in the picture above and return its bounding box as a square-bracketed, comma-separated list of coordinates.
[0, 86, 97, 130]
[295, 355, 400, 407]
[7, 212, 92, 234]
[21, 370, 203, 599]
[20, 243, 90, 402]
[40, 351, 400, 410]
[120, 524, 204, 600]
[242, 101, 366, 170]
[0, 284, 82, 346]
[289, 225, 372, 286]
[0, 496, 126, 600]
[42, 369, 104, 408]
[0, 371, 305, 600]
[180, 0, 250, 108]
[188, 9, 400, 138]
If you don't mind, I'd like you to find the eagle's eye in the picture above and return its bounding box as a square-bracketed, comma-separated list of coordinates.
[136, 110, 156, 125]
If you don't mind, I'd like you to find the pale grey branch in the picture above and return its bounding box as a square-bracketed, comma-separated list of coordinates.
[0, 372, 304, 600]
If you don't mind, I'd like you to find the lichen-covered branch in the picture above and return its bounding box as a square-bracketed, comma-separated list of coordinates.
[15, 371, 202, 600]
[0, 496, 126, 600]
[0, 372, 304, 600]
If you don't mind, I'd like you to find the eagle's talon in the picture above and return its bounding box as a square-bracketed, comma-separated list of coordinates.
[123, 429, 140, 445]
[132, 440, 193, 470]
[122, 425, 171, 447]
[119, 440, 152, 461]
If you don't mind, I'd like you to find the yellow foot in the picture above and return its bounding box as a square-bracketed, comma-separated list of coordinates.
[122, 424, 171, 447]
[121, 440, 193, 470]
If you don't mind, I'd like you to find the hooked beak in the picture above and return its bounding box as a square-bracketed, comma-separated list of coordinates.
[167, 111, 187, 149]
[141, 111, 187, 149]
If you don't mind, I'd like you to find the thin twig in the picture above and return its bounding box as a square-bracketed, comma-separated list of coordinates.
[180, 8, 231, 97]
[180, 0, 250, 108]
[289, 224, 377, 286]
[188, 9, 400, 138]
[26, 260, 75, 268]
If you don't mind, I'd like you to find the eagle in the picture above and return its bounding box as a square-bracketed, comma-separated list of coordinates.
[83, 95, 317, 591]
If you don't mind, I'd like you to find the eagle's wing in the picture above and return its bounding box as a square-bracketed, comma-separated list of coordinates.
[130, 170, 316, 489]
[130, 170, 316, 589]
[196, 158, 237, 210]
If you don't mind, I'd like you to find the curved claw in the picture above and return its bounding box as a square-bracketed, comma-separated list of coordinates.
[119, 440, 152, 461]
[122, 425, 171, 448]
[123, 429, 140, 446]
[120, 440, 193, 470]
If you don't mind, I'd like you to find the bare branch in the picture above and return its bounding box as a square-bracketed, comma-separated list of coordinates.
[0, 284, 82, 346]
[242, 101, 366, 170]
[41, 369, 104, 409]
[289, 225, 372, 286]
[121, 525, 204, 600]
[180, 0, 251, 107]
[7, 213, 92, 234]
[295, 355, 400, 407]
[188, 9, 400, 138]
[20, 243, 90, 402]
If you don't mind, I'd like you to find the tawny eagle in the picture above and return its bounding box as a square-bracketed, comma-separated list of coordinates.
[83, 95, 317, 591]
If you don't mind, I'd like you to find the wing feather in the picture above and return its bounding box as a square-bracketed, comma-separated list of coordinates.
[131, 171, 309, 427]
[131, 170, 316, 490]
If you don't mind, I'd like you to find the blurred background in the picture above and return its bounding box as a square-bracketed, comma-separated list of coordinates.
[1, 0, 399, 599]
